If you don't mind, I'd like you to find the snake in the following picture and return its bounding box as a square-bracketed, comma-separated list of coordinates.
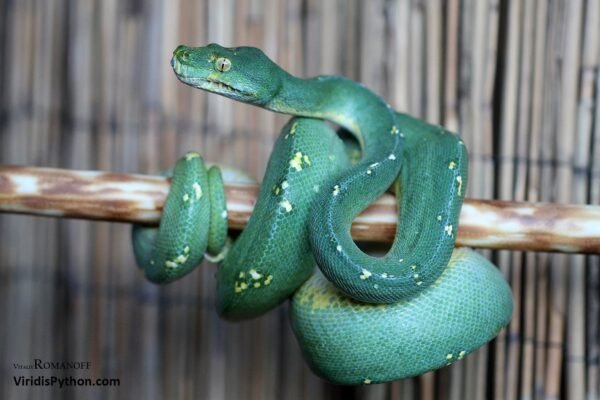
[131, 43, 513, 385]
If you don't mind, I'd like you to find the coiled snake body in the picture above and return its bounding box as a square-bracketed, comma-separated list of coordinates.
[132, 43, 513, 384]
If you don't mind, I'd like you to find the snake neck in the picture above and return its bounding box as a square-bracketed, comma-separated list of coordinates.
[265, 74, 401, 159]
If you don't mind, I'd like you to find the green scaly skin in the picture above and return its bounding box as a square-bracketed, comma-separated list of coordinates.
[132, 152, 228, 283]
[291, 248, 513, 385]
[170, 43, 461, 305]
[216, 117, 351, 319]
[132, 43, 514, 384]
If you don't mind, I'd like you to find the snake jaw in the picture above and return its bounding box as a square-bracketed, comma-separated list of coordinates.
[171, 56, 257, 101]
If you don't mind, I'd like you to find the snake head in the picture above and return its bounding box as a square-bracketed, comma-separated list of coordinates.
[171, 43, 284, 105]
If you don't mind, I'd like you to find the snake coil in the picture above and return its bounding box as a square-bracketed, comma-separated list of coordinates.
[131, 43, 513, 385]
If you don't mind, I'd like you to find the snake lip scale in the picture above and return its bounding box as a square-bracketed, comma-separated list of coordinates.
[171, 48, 258, 101]
[131, 43, 514, 385]
[174, 74, 254, 99]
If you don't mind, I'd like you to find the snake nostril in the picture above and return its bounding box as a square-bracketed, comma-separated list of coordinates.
[174, 44, 186, 54]
[173, 45, 191, 62]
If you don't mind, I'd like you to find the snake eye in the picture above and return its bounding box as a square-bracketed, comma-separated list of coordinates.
[215, 57, 231, 72]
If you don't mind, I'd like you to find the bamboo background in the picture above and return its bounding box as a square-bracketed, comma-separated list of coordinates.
[0, 0, 598, 399]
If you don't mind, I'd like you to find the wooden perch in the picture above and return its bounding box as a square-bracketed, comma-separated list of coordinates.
[0, 165, 599, 254]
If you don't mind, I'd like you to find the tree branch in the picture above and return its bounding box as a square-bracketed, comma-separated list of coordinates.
[1, 165, 599, 254]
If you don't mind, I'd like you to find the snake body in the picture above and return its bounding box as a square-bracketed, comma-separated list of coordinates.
[132, 153, 228, 283]
[215, 117, 350, 319]
[132, 43, 513, 384]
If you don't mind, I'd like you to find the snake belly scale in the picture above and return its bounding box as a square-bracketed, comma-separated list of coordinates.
[130, 43, 513, 384]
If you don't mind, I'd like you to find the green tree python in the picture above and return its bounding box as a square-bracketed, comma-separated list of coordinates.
[131, 43, 513, 385]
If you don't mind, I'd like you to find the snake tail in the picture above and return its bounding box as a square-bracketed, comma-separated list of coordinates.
[131, 152, 227, 283]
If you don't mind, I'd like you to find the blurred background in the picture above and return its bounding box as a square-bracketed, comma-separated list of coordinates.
[0, 0, 598, 399]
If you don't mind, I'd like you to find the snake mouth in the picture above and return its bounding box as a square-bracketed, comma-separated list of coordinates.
[171, 57, 256, 100]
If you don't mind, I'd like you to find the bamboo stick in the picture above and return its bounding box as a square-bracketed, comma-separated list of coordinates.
[0, 164, 599, 255]
[569, 0, 597, 398]
[588, 22, 600, 399]
[4, 3, 38, 400]
[550, 1, 584, 398]
[530, 1, 549, 398]
[515, 2, 536, 399]
[498, 1, 522, 398]
[475, 0, 500, 395]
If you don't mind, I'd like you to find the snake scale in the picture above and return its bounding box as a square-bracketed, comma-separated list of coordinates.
[131, 43, 513, 385]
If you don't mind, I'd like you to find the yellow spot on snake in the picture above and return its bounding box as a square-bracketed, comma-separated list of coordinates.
[374, 284, 379, 289]
[221, 210, 228, 218]
[182, 193, 190, 202]
[336, 245, 342, 252]
[253, 282, 261, 288]
[264, 275, 273, 285]
[413, 273, 419, 279]
[280, 199, 293, 212]
[390, 125, 399, 135]
[249, 269, 263, 280]
[193, 182, 202, 200]
[381, 273, 388, 278]
[185, 152, 200, 161]
[410, 264, 417, 270]
[239, 271, 245, 278]
[290, 151, 310, 171]
[359, 269, 372, 280]
[446, 353, 453, 360]
[388, 153, 396, 160]
[437, 215, 442, 221]
[313, 185, 320, 193]
[281, 181, 289, 189]
[458, 351, 466, 359]
[290, 153, 303, 171]
[174, 254, 188, 264]
[290, 122, 298, 134]
[456, 176, 463, 195]
[445, 225, 453, 236]
[333, 185, 340, 196]
[364, 378, 372, 385]
[448, 161, 457, 170]
[235, 281, 249, 293]
[184, 246, 190, 254]
[366, 169, 372, 175]
[165, 261, 178, 269]
[416, 281, 423, 286]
